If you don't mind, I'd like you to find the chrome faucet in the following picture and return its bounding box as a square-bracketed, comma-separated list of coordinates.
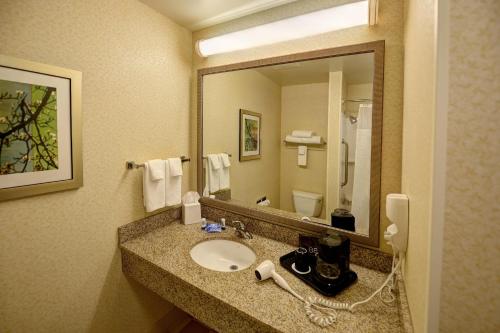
[233, 220, 253, 239]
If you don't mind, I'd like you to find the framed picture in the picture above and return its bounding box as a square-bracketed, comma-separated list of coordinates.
[239, 109, 261, 161]
[0, 55, 82, 201]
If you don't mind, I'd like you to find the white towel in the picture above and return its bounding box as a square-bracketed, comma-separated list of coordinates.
[143, 160, 166, 212]
[208, 154, 221, 170]
[206, 154, 221, 193]
[220, 153, 231, 167]
[285, 135, 323, 144]
[351, 104, 372, 235]
[219, 153, 230, 190]
[168, 157, 183, 176]
[148, 159, 164, 181]
[165, 158, 182, 206]
[297, 145, 307, 166]
[291, 130, 314, 138]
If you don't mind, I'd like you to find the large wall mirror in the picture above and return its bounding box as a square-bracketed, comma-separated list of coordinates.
[197, 41, 384, 247]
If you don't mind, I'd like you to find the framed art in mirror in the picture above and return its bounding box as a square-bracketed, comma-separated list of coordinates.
[0, 55, 82, 201]
[239, 109, 261, 161]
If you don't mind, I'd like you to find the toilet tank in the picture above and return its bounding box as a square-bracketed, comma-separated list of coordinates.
[292, 190, 323, 217]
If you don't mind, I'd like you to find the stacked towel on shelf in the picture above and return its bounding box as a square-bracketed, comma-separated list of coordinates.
[291, 130, 314, 138]
[285, 135, 323, 144]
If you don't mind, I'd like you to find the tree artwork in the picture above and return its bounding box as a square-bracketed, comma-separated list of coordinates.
[0, 80, 58, 175]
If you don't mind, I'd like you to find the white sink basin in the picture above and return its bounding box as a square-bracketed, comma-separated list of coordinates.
[190, 239, 256, 272]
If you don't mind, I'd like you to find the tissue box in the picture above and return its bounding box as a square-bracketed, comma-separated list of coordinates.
[182, 202, 201, 225]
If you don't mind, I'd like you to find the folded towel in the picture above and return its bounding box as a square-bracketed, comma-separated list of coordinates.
[206, 157, 220, 193]
[220, 153, 231, 168]
[291, 130, 314, 138]
[219, 153, 230, 190]
[297, 145, 307, 166]
[143, 160, 166, 212]
[165, 159, 182, 206]
[168, 157, 183, 177]
[148, 159, 165, 181]
[208, 154, 221, 170]
[285, 135, 323, 144]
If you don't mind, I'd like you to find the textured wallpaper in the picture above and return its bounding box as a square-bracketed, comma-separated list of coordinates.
[192, 0, 404, 254]
[0, 0, 192, 331]
[440, 1, 500, 331]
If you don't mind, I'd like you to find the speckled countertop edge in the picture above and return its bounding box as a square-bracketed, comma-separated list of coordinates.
[120, 220, 406, 333]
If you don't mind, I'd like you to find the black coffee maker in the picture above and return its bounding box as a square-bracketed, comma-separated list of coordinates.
[312, 232, 356, 291]
[280, 232, 357, 296]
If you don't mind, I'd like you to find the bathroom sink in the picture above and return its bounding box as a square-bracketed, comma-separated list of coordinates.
[190, 239, 256, 272]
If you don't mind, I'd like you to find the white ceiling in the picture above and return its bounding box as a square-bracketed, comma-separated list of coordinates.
[256, 53, 375, 86]
[141, 0, 298, 31]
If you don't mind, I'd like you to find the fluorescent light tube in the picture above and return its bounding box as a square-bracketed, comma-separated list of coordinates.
[196, 0, 369, 57]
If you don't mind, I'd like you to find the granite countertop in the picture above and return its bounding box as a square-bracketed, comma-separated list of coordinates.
[120, 221, 404, 333]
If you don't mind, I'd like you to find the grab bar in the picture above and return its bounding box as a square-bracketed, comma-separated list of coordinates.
[341, 139, 349, 187]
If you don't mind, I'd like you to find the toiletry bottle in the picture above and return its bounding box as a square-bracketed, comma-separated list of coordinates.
[201, 218, 207, 230]
[220, 218, 226, 230]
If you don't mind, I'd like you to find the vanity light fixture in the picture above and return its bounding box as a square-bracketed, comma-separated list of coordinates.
[196, 0, 378, 57]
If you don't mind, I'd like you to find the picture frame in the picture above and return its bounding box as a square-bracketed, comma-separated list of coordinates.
[239, 109, 261, 161]
[0, 55, 82, 201]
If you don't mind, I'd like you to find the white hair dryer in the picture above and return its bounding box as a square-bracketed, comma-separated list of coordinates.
[255, 260, 304, 300]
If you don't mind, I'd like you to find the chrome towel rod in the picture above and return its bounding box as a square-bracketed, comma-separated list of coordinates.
[126, 156, 190, 169]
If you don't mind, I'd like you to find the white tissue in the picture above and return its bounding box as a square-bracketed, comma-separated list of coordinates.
[257, 199, 271, 206]
[182, 191, 200, 204]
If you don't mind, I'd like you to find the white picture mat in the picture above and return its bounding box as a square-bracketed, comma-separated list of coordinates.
[0, 66, 72, 189]
[241, 114, 260, 156]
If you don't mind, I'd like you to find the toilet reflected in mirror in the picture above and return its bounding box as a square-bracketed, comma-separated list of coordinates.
[292, 190, 323, 218]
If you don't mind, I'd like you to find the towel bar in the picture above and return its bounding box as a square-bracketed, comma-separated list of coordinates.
[126, 156, 190, 169]
[202, 152, 232, 159]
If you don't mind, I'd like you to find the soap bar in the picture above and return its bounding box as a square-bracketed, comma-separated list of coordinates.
[205, 223, 222, 233]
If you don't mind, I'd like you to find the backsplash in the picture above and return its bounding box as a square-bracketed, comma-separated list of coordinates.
[118, 207, 181, 244]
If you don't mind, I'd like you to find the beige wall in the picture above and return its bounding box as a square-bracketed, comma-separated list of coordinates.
[439, 0, 500, 331]
[280, 83, 328, 218]
[203, 70, 281, 207]
[401, 0, 437, 332]
[192, 0, 404, 253]
[0, 0, 192, 332]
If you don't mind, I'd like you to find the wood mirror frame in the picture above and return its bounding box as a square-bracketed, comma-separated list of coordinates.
[197, 40, 384, 248]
